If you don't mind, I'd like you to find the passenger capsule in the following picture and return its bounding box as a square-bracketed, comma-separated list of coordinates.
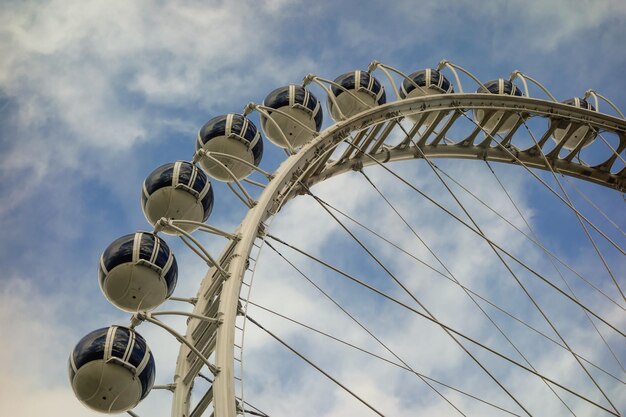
[141, 161, 214, 234]
[552, 98, 597, 150]
[196, 113, 263, 181]
[98, 232, 177, 312]
[69, 326, 155, 413]
[474, 79, 523, 134]
[400, 69, 454, 125]
[261, 85, 323, 149]
[327, 70, 386, 122]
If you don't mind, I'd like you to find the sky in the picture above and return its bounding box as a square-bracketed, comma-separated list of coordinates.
[0, 0, 625, 416]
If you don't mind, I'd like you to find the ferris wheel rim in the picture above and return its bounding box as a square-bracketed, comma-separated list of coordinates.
[171, 93, 626, 417]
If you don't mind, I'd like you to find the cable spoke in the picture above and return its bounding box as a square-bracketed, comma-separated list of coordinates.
[485, 158, 626, 375]
[302, 183, 535, 416]
[262, 240, 469, 415]
[265, 234, 620, 416]
[346, 142, 626, 339]
[563, 175, 626, 238]
[404, 121, 620, 412]
[431, 162, 626, 312]
[520, 120, 626, 304]
[459, 111, 625, 257]
[247, 315, 387, 416]
[311, 195, 626, 385]
[360, 166, 577, 415]
[247, 300, 522, 417]
[265, 239, 471, 415]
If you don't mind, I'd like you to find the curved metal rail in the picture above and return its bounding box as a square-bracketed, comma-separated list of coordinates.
[170, 93, 626, 417]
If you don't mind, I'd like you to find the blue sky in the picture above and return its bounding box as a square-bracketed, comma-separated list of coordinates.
[0, 1, 625, 416]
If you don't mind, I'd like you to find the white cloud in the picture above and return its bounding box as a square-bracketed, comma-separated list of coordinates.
[0, 278, 99, 417]
[1, 1, 624, 416]
[0, 0, 317, 226]
[385, 0, 626, 53]
[511, 0, 626, 51]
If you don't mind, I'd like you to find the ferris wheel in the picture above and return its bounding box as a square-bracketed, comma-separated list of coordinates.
[68, 60, 626, 417]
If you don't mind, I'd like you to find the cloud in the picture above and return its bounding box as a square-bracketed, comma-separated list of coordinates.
[0, 278, 101, 417]
[1, 1, 624, 416]
[510, 0, 626, 52]
[389, 0, 626, 53]
[0, 0, 317, 228]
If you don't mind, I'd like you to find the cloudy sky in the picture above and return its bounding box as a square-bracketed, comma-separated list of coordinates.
[1, 1, 625, 416]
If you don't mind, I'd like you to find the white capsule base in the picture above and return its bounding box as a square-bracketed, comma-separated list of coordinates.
[143, 187, 205, 235]
[262, 107, 317, 149]
[72, 360, 142, 413]
[198, 136, 255, 182]
[328, 90, 378, 122]
[102, 263, 168, 312]
[473, 109, 520, 135]
[552, 125, 595, 150]
[403, 87, 449, 126]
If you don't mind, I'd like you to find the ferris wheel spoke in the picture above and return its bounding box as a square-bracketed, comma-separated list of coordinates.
[349, 143, 626, 339]
[455, 111, 626, 257]
[359, 168, 579, 415]
[485, 158, 626, 376]
[519, 120, 626, 304]
[375, 137, 617, 415]
[310, 194, 623, 381]
[263, 239, 469, 416]
[366, 139, 622, 413]
[430, 161, 626, 312]
[412, 117, 624, 413]
[563, 175, 626, 237]
[304, 183, 540, 416]
[246, 315, 387, 417]
[317, 196, 450, 278]
[246, 299, 525, 417]
[309, 187, 626, 386]
[264, 234, 619, 416]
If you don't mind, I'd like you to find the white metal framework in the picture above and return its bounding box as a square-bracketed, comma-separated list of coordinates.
[170, 93, 626, 417]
